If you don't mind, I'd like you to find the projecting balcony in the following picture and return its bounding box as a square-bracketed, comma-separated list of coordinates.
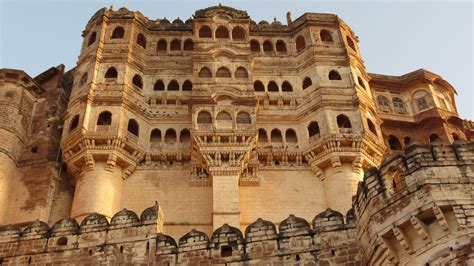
[96, 125, 111, 132]
[308, 133, 321, 144]
[126, 132, 139, 143]
[339, 128, 353, 134]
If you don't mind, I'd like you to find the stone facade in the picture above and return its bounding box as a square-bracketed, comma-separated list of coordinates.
[0, 5, 473, 265]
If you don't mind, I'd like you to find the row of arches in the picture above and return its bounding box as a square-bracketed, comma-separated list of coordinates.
[251, 71, 339, 93]
[70, 111, 191, 145]
[197, 111, 252, 124]
[258, 128, 298, 144]
[198, 25, 246, 40]
[86, 26, 343, 55]
[198, 66, 248, 79]
[103, 67, 193, 91]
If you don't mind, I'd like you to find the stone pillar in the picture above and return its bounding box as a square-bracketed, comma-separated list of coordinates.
[323, 164, 363, 215]
[0, 153, 16, 224]
[71, 161, 123, 222]
[212, 175, 240, 230]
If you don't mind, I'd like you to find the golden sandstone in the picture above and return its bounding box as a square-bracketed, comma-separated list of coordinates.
[0, 5, 473, 265]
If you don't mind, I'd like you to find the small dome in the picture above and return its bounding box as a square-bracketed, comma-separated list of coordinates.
[185, 18, 193, 24]
[172, 17, 184, 24]
[160, 17, 170, 24]
[80, 213, 109, 227]
[271, 18, 282, 27]
[313, 208, 345, 232]
[346, 208, 356, 224]
[110, 208, 139, 225]
[51, 217, 79, 236]
[179, 228, 209, 247]
[211, 223, 243, 245]
[245, 218, 277, 239]
[278, 214, 311, 237]
[258, 20, 270, 27]
[22, 220, 50, 239]
[0, 224, 22, 241]
[157, 233, 177, 249]
[140, 203, 159, 222]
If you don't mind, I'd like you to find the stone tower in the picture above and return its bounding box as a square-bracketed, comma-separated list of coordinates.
[58, 6, 390, 230]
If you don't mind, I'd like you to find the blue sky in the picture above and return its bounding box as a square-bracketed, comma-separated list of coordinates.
[1, 0, 472, 119]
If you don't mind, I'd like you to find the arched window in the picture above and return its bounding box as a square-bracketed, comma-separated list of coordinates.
[180, 129, 190, 143]
[254, 80, 264, 92]
[199, 67, 212, 78]
[320, 29, 333, 43]
[216, 111, 232, 121]
[127, 119, 139, 136]
[429, 134, 440, 143]
[337, 114, 351, 128]
[296, 35, 306, 52]
[156, 39, 167, 53]
[270, 129, 283, 143]
[282, 81, 293, 92]
[216, 67, 231, 78]
[235, 67, 248, 79]
[414, 92, 429, 111]
[357, 77, 366, 89]
[302, 77, 312, 90]
[250, 40, 260, 53]
[393, 97, 405, 113]
[263, 40, 273, 53]
[150, 129, 161, 143]
[183, 39, 194, 51]
[132, 74, 143, 89]
[275, 40, 287, 53]
[286, 129, 298, 143]
[308, 121, 320, 137]
[69, 115, 79, 132]
[97, 111, 112, 125]
[452, 133, 459, 141]
[215, 26, 229, 38]
[268, 81, 278, 92]
[111, 26, 125, 39]
[87, 32, 97, 46]
[346, 36, 356, 52]
[182, 80, 193, 91]
[79, 73, 88, 85]
[168, 80, 179, 91]
[404, 136, 412, 145]
[164, 129, 177, 144]
[105, 67, 118, 79]
[199, 25, 212, 38]
[367, 119, 377, 135]
[136, 33, 147, 48]
[236, 112, 251, 124]
[377, 96, 390, 111]
[258, 129, 268, 143]
[197, 111, 212, 123]
[388, 135, 402, 150]
[232, 26, 245, 40]
[328, 70, 342, 80]
[154, 80, 165, 91]
[170, 39, 181, 51]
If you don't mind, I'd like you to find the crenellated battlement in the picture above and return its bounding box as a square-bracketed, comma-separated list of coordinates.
[0, 205, 360, 265]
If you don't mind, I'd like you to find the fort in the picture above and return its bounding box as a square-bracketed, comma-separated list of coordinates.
[0, 5, 473, 265]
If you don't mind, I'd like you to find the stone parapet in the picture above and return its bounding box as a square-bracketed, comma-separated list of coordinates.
[0, 207, 360, 265]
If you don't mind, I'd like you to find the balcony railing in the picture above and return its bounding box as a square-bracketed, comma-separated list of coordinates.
[339, 128, 352, 134]
[96, 125, 111, 132]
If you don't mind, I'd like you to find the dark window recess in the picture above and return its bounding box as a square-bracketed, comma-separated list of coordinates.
[31, 147, 38, 154]
[220, 245, 233, 257]
[57, 237, 68, 246]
